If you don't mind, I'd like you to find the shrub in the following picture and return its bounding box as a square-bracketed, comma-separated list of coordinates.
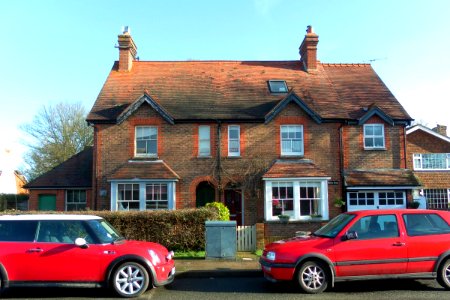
[1, 208, 218, 251]
[205, 202, 230, 221]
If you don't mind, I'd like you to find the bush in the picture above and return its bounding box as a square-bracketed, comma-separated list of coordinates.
[205, 202, 230, 221]
[1, 208, 219, 251]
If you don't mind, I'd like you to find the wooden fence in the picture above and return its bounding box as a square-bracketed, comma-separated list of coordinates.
[236, 225, 256, 251]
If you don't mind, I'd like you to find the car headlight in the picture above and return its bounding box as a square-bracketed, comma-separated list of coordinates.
[266, 251, 276, 261]
[148, 249, 161, 265]
[166, 251, 174, 261]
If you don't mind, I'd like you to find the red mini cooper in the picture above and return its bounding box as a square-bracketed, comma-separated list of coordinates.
[260, 209, 450, 293]
[0, 214, 175, 297]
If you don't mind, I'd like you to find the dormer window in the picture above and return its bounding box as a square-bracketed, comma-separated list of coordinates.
[268, 80, 288, 93]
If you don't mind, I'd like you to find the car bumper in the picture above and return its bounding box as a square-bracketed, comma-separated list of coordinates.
[153, 261, 176, 286]
[259, 258, 296, 281]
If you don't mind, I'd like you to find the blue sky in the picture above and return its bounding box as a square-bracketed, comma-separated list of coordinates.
[1, 0, 449, 171]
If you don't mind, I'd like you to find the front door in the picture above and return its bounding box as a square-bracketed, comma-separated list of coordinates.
[38, 194, 56, 211]
[224, 189, 242, 226]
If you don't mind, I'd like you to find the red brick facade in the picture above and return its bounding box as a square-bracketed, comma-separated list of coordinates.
[406, 128, 450, 189]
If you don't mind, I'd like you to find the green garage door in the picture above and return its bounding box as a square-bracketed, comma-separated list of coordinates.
[38, 194, 56, 211]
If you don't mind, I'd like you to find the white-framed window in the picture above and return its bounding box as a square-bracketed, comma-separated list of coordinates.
[413, 153, 450, 170]
[111, 181, 176, 211]
[423, 189, 450, 210]
[347, 190, 406, 212]
[117, 183, 140, 210]
[66, 190, 87, 211]
[135, 126, 157, 157]
[271, 182, 294, 216]
[146, 183, 168, 209]
[264, 179, 329, 221]
[198, 125, 211, 157]
[364, 124, 385, 149]
[228, 125, 240, 157]
[281, 125, 303, 156]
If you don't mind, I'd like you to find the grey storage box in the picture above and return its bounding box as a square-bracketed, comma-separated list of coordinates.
[205, 221, 237, 260]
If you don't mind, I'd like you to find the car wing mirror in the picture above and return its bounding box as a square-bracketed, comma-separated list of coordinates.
[75, 237, 89, 249]
[342, 231, 358, 241]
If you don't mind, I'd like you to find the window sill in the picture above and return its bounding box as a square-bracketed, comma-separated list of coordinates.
[364, 147, 386, 151]
[197, 155, 212, 159]
[280, 155, 304, 159]
[227, 156, 241, 159]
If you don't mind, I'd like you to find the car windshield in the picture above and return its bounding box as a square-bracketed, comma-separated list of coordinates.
[313, 213, 356, 238]
[86, 219, 123, 244]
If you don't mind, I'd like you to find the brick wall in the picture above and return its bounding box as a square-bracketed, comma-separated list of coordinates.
[28, 189, 92, 211]
[407, 130, 450, 189]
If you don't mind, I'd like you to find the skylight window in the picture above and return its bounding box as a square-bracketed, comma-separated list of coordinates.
[268, 80, 288, 93]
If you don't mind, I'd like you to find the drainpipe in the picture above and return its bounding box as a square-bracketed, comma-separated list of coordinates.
[216, 121, 223, 201]
[338, 123, 346, 206]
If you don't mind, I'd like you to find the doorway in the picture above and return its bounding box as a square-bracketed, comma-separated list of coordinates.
[224, 188, 243, 226]
[196, 181, 215, 207]
[38, 194, 56, 211]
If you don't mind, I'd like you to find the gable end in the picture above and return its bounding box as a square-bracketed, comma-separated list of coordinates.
[117, 93, 175, 125]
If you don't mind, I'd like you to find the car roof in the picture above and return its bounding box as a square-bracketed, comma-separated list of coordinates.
[0, 214, 102, 221]
[347, 209, 449, 216]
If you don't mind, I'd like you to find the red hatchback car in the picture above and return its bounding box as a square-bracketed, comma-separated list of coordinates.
[0, 214, 175, 297]
[260, 209, 450, 293]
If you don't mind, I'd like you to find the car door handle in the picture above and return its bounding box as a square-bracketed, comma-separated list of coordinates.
[27, 248, 43, 253]
[392, 242, 405, 247]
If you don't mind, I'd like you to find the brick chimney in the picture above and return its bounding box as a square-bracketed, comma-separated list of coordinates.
[432, 124, 448, 136]
[299, 25, 319, 72]
[117, 26, 137, 72]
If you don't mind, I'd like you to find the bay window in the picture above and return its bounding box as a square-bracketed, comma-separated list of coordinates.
[111, 181, 176, 211]
[264, 179, 329, 221]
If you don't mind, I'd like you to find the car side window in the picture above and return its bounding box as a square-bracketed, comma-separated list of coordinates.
[37, 221, 95, 244]
[348, 214, 399, 239]
[403, 213, 450, 236]
[0, 220, 38, 242]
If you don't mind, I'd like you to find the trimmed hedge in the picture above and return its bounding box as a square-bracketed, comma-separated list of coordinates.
[0, 208, 219, 251]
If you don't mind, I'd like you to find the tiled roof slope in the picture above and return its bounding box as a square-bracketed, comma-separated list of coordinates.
[109, 161, 180, 180]
[87, 61, 411, 123]
[263, 160, 329, 178]
[344, 169, 421, 187]
[25, 147, 93, 189]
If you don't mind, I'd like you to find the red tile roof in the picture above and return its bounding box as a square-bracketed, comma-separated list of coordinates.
[87, 61, 411, 123]
[263, 160, 330, 178]
[344, 169, 421, 187]
[109, 160, 180, 180]
[25, 147, 93, 189]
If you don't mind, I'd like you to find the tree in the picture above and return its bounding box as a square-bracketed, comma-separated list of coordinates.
[21, 102, 93, 180]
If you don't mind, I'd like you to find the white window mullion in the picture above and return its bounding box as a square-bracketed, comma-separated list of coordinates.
[139, 183, 146, 211]
[293, 181, 301, 220]
[265, 181, 273, 220]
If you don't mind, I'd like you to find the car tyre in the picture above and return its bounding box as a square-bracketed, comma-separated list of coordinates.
[297, 260, 328, 294]
[437, 258, 450, 290]
[112, 262, 150, 298]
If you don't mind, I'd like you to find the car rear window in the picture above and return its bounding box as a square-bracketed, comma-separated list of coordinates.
[403, 213, 450, 236]
[0, 220, 38, 242]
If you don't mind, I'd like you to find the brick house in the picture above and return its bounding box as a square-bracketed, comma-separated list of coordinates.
[82, 26, 419, 238]
[26, 147, 93, 211]
[406, 124, 450, 209]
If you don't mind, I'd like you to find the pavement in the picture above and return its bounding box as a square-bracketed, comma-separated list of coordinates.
[174, 252, 262, 278]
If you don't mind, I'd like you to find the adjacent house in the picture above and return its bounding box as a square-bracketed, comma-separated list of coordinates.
[407, 124, 450, 209]
[26, 147, 93, 211]
[25, 26, 422, 241]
